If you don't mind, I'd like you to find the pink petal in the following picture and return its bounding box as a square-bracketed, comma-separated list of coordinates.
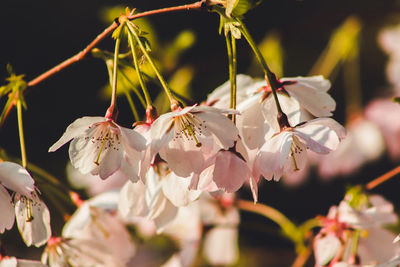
[256, 132, 293, 181]
[212, 150, 249, 193]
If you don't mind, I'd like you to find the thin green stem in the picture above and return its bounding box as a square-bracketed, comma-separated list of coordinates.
[127, 22, 176, 104]
[127, 30, 152, 107]
[238, 19, 284, 116]
[225, 32, 237, 123]
[110, 37, 121, 113]
[124, 91, 140, 121]
[17, 97, 27, 168]
[118, 69, 147, 109]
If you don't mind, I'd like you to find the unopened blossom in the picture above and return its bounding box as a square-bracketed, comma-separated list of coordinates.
[49, 116, 146, 181]
[255, 117, 346, 181]
[149, 105, 239, 177]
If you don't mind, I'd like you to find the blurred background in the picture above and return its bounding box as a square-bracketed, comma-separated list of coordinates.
[1, 0, 400, 266]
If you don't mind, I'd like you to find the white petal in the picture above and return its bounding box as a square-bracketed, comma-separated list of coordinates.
[282, 76, 335, 117]
[203, 227, 239, 266]
[207, 74, 254, 107]
[120, 150, 142, 183]
[118, 126, 146, 151]
[118, 180, 148, 221]
[0, 185, 15, 233]
[194, 110, 239, 149]
[281, 75, 331, 92]
[68, 136, 99, 175]
[237, 97, 269, 149]
[49, 116, 106, 152]
[162, 172, 201, 207]
[0, 257, 17, 267]
[294, 118, 345, 153]
[256, 132, 293, 181]
[0, 162, 35, 197]
[283, 135, 308, 176]
[98, 143, 123, 179]
[15, 194, 51, 247]
[313, 233, 341, 266]
[262, 94, 301, 133]
[150, 196, 178, 233]
[212, 150, 249, 193]
[159, 139, 205, 177]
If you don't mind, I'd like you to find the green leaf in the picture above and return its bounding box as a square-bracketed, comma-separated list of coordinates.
[232, 0, 261, 18]
[393, 96, 400, 104]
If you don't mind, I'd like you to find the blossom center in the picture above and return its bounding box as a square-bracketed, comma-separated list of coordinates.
[85, 122, 121, 165]
[173, 113, 205, 147]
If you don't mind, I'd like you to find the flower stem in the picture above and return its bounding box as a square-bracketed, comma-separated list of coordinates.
[127, 22, 176, 105]
[118, 68, 147, 108]
[238, 19, 284, 117]
[127, 29, 152, 108]
[225, 32, 237, 123]
[365, 165, 400, 190]
[124, 91, 140, 121]
[107, 37, 121, 118]
[16, 97, 27, 168]
[237, 199, 303, 247]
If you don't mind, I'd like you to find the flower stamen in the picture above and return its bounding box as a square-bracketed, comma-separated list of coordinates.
[94, 132, 109, 166]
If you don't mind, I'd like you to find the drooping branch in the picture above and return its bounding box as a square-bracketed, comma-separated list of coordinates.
[27, 0, 206, 88]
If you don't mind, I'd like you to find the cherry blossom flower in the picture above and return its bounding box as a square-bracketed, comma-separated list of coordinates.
[0, 162, 35, 233]
[0, 162, 51, 247]
[42, 191, 134, 267]
[49, 116, 146, 181]
[119, 166, 201, 232]
[314, 192, 400, 266]
[255, 118, 345, 181]
[149, 105, 239, 177]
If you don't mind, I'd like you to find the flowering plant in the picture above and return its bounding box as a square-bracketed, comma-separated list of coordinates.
[0, 1, 399, 266]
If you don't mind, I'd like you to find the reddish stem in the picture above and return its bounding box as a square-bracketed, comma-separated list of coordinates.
[27, 0, 205, 88]
[366, 165, 400, 190]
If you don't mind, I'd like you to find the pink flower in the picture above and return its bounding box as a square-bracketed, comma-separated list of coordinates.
[49, 116, 146, 181]
[0, 162, 51, 247]
[149, 105, 239, 177]
[255, 118, 345, 181]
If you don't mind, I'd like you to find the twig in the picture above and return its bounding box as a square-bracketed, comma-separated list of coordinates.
[27, 0, 206, 88]
[366, 165, 400, 190]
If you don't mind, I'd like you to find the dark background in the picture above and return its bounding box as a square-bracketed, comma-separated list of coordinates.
[1, 0, 400, 265]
